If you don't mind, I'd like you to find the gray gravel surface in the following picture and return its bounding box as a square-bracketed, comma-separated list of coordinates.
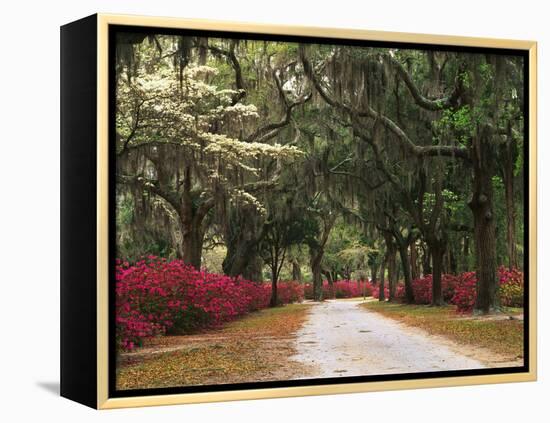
[292, 299, 486, 378]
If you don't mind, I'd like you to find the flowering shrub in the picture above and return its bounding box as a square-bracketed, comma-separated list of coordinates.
[116, 257, 304, 350]
[392, 274, 459, 305]
[498, 266, 524, 307]
[371, 285, 388, 300]
[451, 268, 525, 312]
[370, 268, 523, 313]
[331, 280, 372, 298]
[450, 271, 478, 312]
[408, 276, 432, 304]
[277, 280, 305, 304]
[372, 284, 405, 300]
[304, 280, 372, 299]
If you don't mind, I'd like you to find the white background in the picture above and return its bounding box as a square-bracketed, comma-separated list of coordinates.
[0, 0, 546, 421]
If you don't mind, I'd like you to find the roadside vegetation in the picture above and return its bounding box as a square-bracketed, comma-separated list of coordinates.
[362, 301, 523, 361]
[117, 304, 312, 389]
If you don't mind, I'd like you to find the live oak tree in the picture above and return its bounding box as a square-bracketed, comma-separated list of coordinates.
[260, 195, 317, 306]
[299, 45, 524, 313]
[115, 33, 525, 315]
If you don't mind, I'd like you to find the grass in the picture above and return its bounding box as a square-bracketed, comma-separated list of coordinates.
[116, 303, 311, 390]
[361, 301, 524, 360]
[221, 303, 311, 336]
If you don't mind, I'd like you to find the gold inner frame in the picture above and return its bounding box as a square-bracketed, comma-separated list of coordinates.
[96, 13, 537, 409]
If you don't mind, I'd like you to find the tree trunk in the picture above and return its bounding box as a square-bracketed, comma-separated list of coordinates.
[182, 224, 204, 269]
[291, 259, 303, 282]
[379, 254, 386, 301]
[449, 247, 458, 275]
[370, 264, 378, 287]
[179, 166, 209, 269]
[430, 242, 445, 306]
[469, 131, 499, 314]
[462, 235, 470, 272]
[398, 242, 415, 303]
[410, 241, 419, 280]
[326, 271, 335, 286]
[311, 251, 324, 301]
[382, 233, 398, 301]
[269, 246, 280, 307]
[324, 271, 335, 298]
[387, 247, 397, 301]
[503, 145, 518, 269]
[175, 236, 185, 260]
[445, 249, 452, 274]
[242, 255, 263, 282]
[223, 242, 257, 278]
[309, 215, 334, 302]
[270, 265, 278, 307]
[396, 260, 401, 282]
[422, 245, 432, 276]
[222, 210, 264, 279]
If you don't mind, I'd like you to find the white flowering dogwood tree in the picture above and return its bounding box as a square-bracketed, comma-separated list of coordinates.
[116, 36, 308, 269]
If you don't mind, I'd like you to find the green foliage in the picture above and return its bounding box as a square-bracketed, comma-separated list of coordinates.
[337, 243, 372, 270]
[115, 31, 526, 302]
[434, 106, 475, 145]
[321, 222, 366, 278]
[116, 194, 176, 260]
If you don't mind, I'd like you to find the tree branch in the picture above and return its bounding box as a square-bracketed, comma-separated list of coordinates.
[381, 53, 461, 111]
[118, 99, 145, 156]
[245, 69, 312, 143]
[206, 41, 246, 105]
[328, 170, 386, 191]
[194, 196, 216, 222]
[300, 46, 470, 161]
[117, 174, 180, 212]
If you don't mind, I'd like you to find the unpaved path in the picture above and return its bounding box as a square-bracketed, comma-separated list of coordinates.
[292, 299, 486, 378]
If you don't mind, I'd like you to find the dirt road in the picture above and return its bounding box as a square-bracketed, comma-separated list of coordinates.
[292, 299, 486, 378]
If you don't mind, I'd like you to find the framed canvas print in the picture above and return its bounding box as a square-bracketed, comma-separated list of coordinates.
[60, 13, 537, 409]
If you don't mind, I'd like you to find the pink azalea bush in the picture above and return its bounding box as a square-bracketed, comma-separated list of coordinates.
[498, 266, 524, 308]
[277, 280, 306, 304]
[372, 284, 405, 300]
[371, 268, 524, 313]
[386, 274, 459, 305]
[304, 280, 373, 299]
[116, 257, 303, 350]
[450, 271, 478, 312]
[451, 267, 525, 312]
